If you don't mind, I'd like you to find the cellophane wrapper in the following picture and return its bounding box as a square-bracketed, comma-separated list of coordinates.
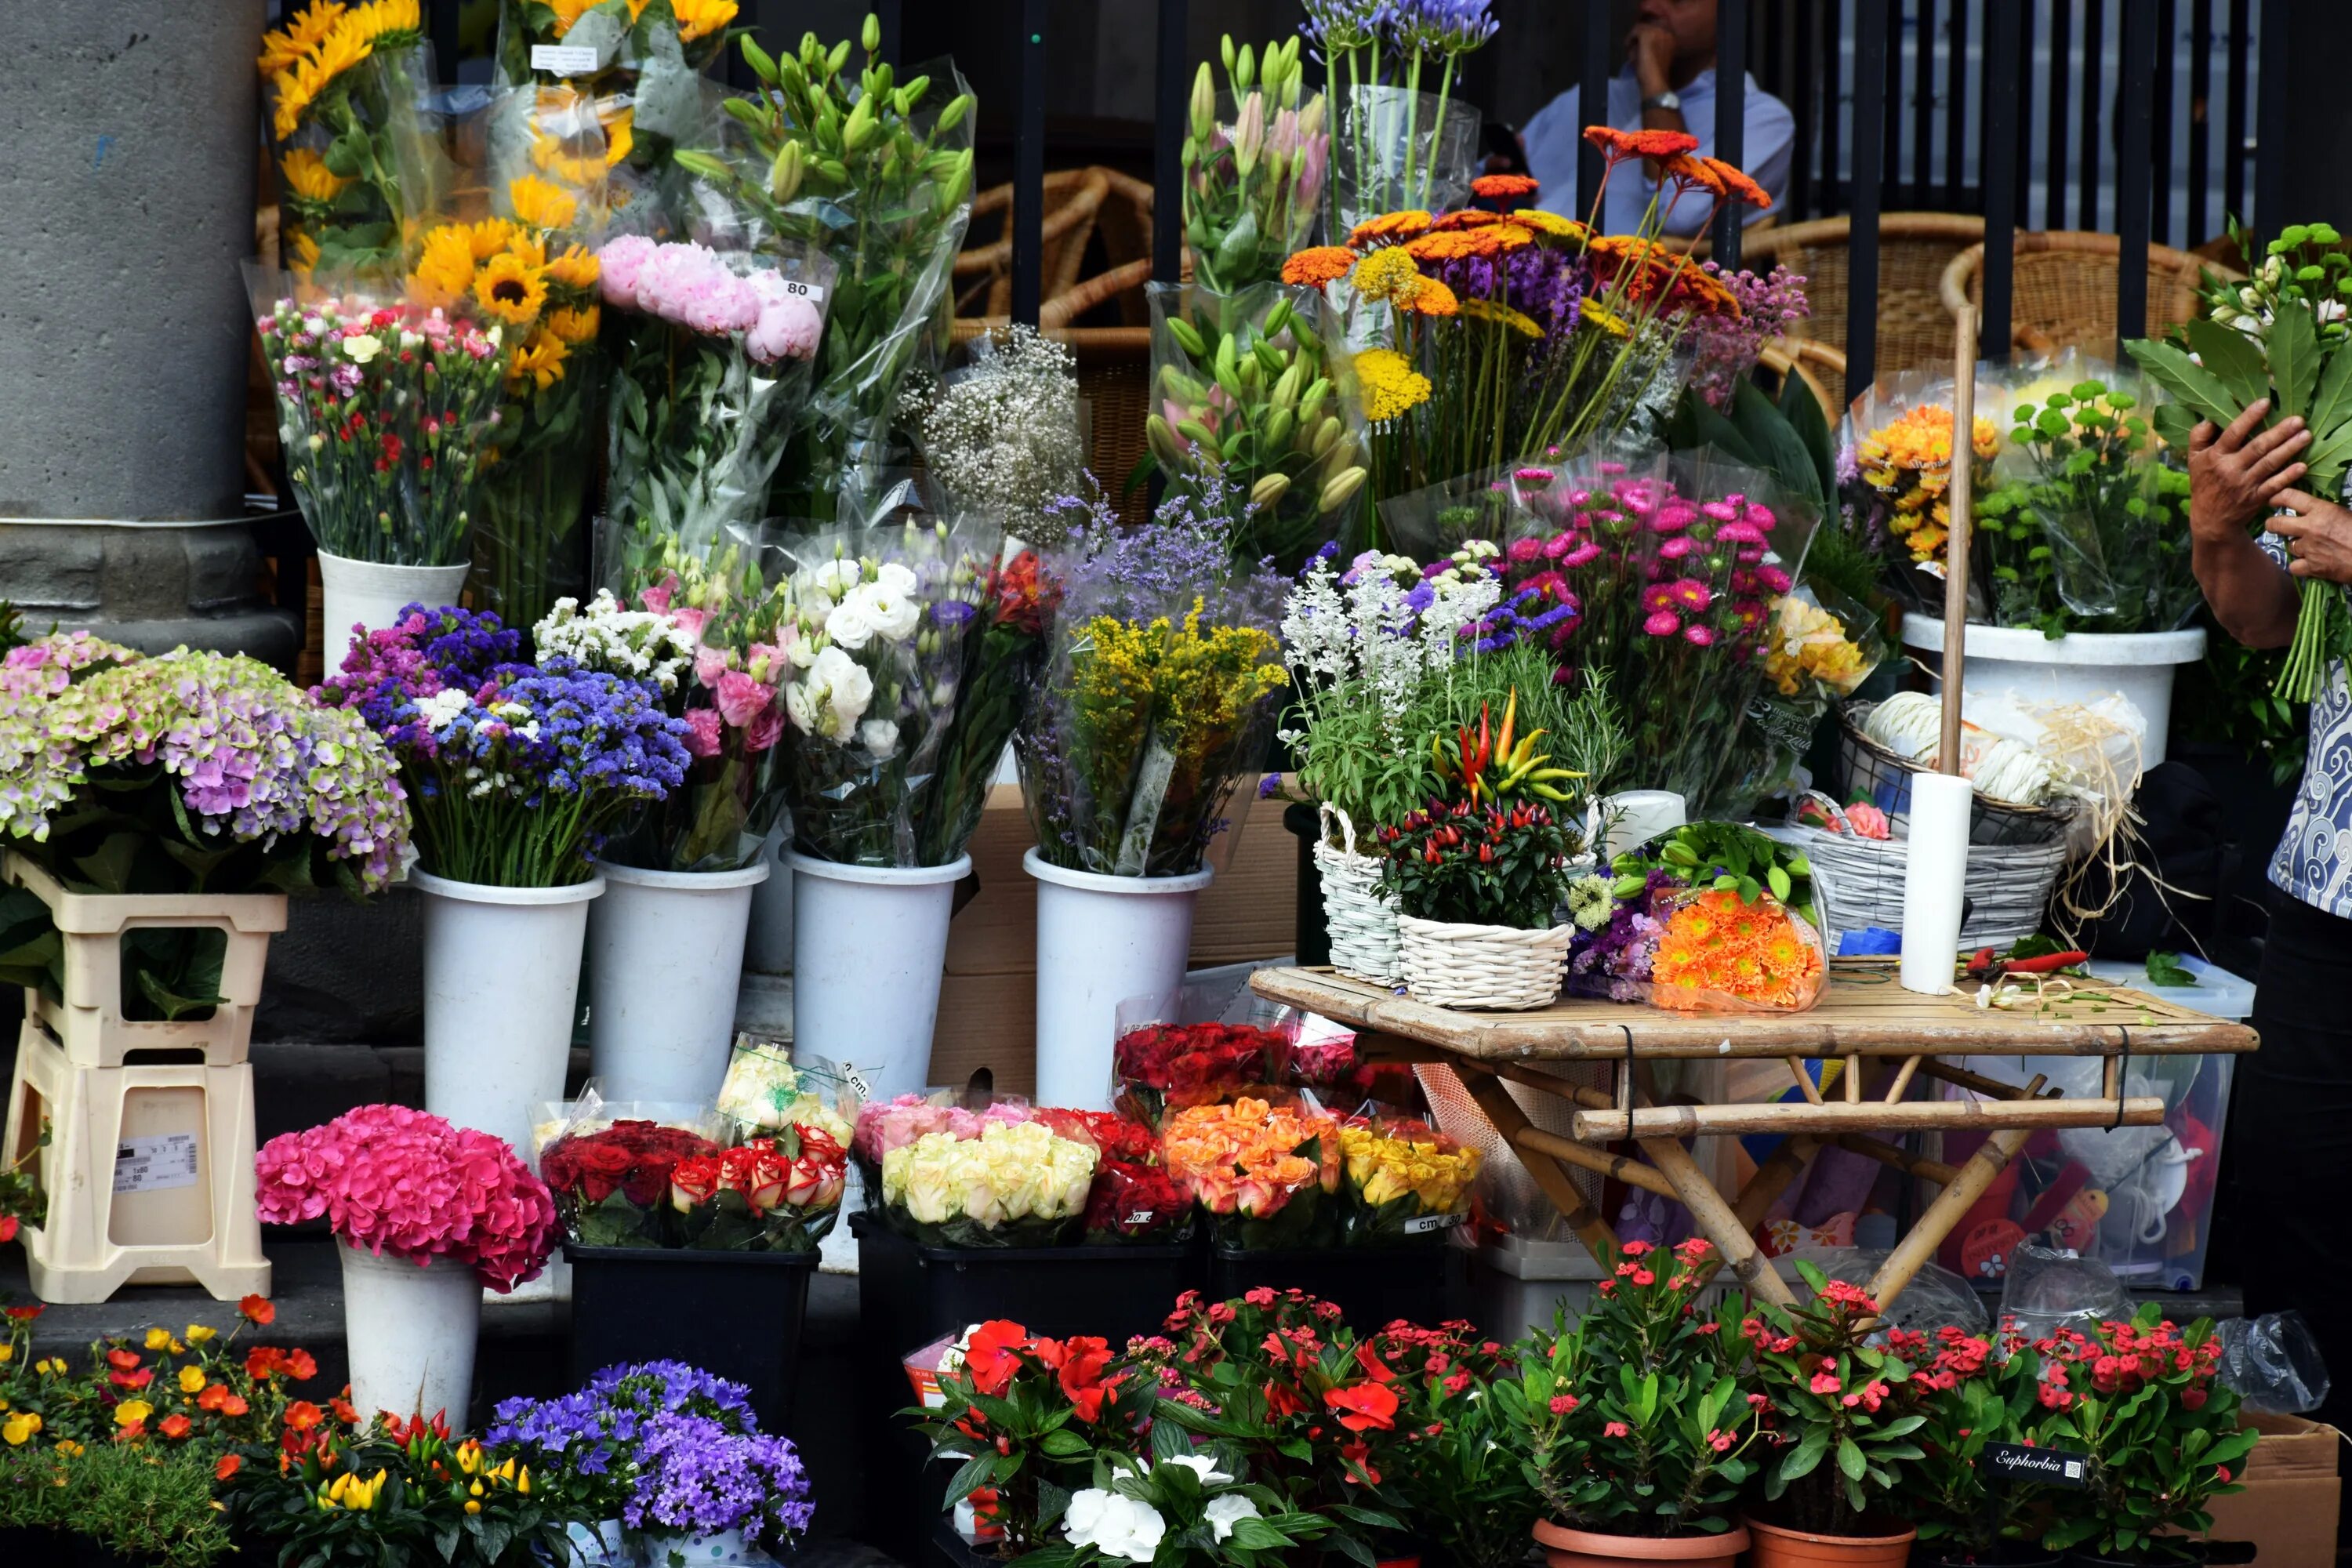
[538, 1101, 728, 1249]
[1327, 83, 1483, 239]
[1836, 371, 2002, 614]
[1336, 1116, 1482, 1244]
[1036, 1109, 1196, 1246]
[668, 1122, 851, 1252]
[1643, 885, 1828, 1014]
[1111, 1017, 1289, 1127]
[851, 1093, 1036, 1195]
[714, 1037, 860, 1149]
[878, 1118, 1097, 1249]
[1161, 1094, 1343, 1250]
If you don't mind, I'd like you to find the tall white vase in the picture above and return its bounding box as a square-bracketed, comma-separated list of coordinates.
[742, 826, 796, 976]
[1025, 850, 1213, 1112]
[339, 1241, 481, 1428]
[414, 870, 603, 1159]
[787, 852, 968, 1104]
[586, 859, 768, 1103]
[315, 551, 470, 669]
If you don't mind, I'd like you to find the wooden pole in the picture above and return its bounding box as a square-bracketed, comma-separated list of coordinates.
[1866, 1077, 2046, 1307]
[1461, 1072, 1621, 1261]
[1646, 1133, 1798, 1306]
[1570, 1095, 2163, 1141]
[1940, 305, 1980, 770]
[1512, 1124, 1681, 1201]
[1832, 1133, 1961, 1188]
[1733, 1136, 1822, 1230]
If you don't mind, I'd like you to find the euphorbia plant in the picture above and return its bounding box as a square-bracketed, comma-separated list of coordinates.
[2027, 1309, 2252, 1561]
[1748, 1264, 1928, 1534]
[1516, 1239, 1763, 1538]
[1368, 1321, 1542, 1568]
[1882, 1323, 2046, 1557]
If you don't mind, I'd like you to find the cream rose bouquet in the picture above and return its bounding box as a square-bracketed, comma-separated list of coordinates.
[878, 1120, 1098, 1248]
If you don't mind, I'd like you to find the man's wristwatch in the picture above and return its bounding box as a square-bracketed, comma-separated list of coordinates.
[1640, 90, 1682, 112]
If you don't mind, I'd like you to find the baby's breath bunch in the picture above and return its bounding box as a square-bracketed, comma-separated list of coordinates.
[909, 327, 1086, 539]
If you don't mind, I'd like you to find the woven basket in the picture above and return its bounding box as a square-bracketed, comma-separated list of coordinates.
[1835, 702, 2074, 848]
[1314, 804, 1400, 985]
[1775, 800, 2068, 947]
[1397, 915, 1572, 1011]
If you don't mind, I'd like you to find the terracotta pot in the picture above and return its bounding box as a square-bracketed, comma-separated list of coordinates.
[1741, 1515, 1917, 1568]
[1533, 1519, 1751, 1568]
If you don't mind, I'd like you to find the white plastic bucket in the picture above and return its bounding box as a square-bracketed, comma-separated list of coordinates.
[316, 551, 470, 669]
[339, 1240, 481, 1429]
[414, 869, 603, 1160]
[1900, 614, 2207, 767]
[1026, 850, 1214, 1112]
[586, 859, 769, 1103]
[742, 826, 795, 975]
[787, 852, 970, 1105]
[1599, 789, 1687, 860]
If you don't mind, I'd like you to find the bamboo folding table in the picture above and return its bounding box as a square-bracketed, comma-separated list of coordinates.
[1250, 960, 2257, 1311]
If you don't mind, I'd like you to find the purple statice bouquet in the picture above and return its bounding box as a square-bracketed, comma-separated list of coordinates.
[1686, 263, 1813, 409]
[488, 1361, 813, 1550]
[1563, 867, 1671, 1001]
[315, 604, 689, 887]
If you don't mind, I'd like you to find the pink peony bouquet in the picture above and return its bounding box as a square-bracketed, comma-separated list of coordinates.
[255, 1105, 559, 1291]
[599, 234, 835, 544]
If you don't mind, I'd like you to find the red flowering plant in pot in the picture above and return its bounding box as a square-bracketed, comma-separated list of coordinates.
[1745, 1264, 1928, 1563]
[1881, 1323, 2056, 1567]
[1364, 1319, 1544, 1568]
[1512, 1240, 1764, 1567]
[2025, 1308, 2252, 1565]
[906, 1319, 1155, 1558]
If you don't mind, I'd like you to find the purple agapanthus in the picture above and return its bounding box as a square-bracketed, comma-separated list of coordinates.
[1385, 0, 1500, 56]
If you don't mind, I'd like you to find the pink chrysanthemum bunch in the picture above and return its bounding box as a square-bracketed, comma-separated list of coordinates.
[256, 1105, 558, 1292]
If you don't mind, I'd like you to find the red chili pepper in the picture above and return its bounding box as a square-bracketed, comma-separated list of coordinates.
[1965, 946, 1998, 976]
[2000, 949, 2088, 975]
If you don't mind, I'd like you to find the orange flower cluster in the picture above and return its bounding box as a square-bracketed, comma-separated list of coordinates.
[1471, 172, 1541, 201]
[1162, 1098, 1342, 1219]
[1281, 245, 1358, 287]
[1650, 889, 1824, 1011]
[1581, 235, 1743, 319]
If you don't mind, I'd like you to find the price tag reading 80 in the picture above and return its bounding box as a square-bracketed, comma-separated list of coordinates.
[776, 277, 828, 305]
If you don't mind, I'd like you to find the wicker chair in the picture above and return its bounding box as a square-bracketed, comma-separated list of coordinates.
[953, 168, 1111, 321]
[1939, 231, 2245, 357]
[1740, 213, 1987, 386]
[1755, 338, 1849, 426]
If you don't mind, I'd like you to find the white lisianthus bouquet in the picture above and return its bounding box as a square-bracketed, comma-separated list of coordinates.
[1050, 1447, 1338, 1568]
[878, 1119, 1097, 1248]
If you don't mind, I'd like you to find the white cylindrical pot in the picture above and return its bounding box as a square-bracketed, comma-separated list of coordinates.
[415, 870, 604, 1160]
[317, 551, 471, 668]
[788, 852, 970, 1105]
[1027, 850, 1214, 1112]
[742, 827, 795, 975]
[339, 1241, 481, 1430]
[1599, 789, 1688, 860]
[1900, 615, 2207, 768]
[586, 859, 768, 1103]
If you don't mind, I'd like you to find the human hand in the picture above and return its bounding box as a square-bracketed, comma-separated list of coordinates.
[1626, 23, 1676, 95]
[2269, 489, 2352, 586]
[2187, 399, 2309, 542]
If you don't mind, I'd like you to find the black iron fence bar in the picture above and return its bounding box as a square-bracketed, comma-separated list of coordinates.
[2255, 0, 2286, 244]
[1944, 0, 1967, 209]
[1792, 0, 1820, 220]
[1713, 1, 1751, 264]
[1011, 0, 1047, 326]
[2045, 0, 2071, 227]
[1847, 0, 1889, 405]
[2188, 0, 2212, 249]
[1154, 0, 1187, 284]
[1912, 0, 1936, 204]
[2154, 0, 2177, 244]
[874, 0, 902, 66]
[2225, 0, 2250, 226]
[1578, 1, 1613, 223]
[1981, 0, 2023, 357]
[2114, 0, 2154, 358]
[430, 0, 460, 83]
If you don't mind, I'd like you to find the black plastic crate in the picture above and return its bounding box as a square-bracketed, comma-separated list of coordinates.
[1207, 1241, 1462, 1331]
[564, 1243, 816, 1435]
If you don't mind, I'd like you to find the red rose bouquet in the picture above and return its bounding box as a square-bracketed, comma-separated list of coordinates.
[667, 1125, 848, 1253]
[1113, 1020, 1288, 1124]
[1038, 1109, 1197, 1245]
[541, 1120, 722, 1249]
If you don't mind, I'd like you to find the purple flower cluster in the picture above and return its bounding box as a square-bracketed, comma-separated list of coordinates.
[1566, 869, 1675, 1002]
[313, 604, 528, 753]
[1687, 263, 1813, 409]
[629, 1413, 815, 1537]
[1424, 244, 1586, 344]
[433, 669, 688, 808]
[1042, 476, 1283, 624]
[1301, 0, 1495, 56]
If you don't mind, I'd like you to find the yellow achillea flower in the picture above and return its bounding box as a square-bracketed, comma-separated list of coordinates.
[506, 176, 579, 232]
[670, 0, 740, 43]
[1457, 296, 1541, 338]
[258, 1, 347, 77]
[508, 330, 569, 390]
[474, 252, 549, 325]
[1349, 245, 1424, 307]
[546, 305, 601, 343]
[1352, 347, 1432, 422]
[1571, 300, 1629, 338]
[1509, 209, 1586, 241]
[278, 148, 351, 205]
[1065, 604, 1287, 829]
[409, 226, 476, 310]
[542, 244, 601, 291]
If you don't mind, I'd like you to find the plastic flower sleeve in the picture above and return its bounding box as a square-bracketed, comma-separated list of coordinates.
[1837, 371, 2003, 612]
[1161, 1095, 1343, 1249]
[1034, 1109, 1197, 1246]
[247, 265, 507, 568]
[1643, 885, 1828, 1014]
[539, 1098, 728, 1249]
[1185, 65, 1331, 294]
[715, 1038, 860, 1151]
[1337, 1116, 1482, 1243]
[1328, 83, 1483, 237]
[667, 1121, 849, 1253]
[260, 23, 445, 281]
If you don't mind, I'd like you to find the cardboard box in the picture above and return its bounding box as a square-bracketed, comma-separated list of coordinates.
[2202, 1411, 2340, 1567]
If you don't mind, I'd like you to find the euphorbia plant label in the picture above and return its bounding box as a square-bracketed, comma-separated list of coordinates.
[1984, 1442, 2089, 1487]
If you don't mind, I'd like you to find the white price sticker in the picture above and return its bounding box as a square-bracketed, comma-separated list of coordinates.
[774, 277, 829, 305]
[1403, 1210, 1465, 1236]
[1124, 1211, 1156, 1226]
[114, 1132, 199, 1195]
[531, 43, 601, 75]
[844, 1066, 873, 1102]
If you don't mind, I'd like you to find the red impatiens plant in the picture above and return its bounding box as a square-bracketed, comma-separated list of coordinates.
[909, 1319, 1155, 1556]
[2027, 1308, 2252, 1561]
[1367, 1320, 1544, 1568]
[1881, 1322, 2046, 1557]
[1748, 1263, 1928, 1535]
[1515, 1239, 1764, 1539]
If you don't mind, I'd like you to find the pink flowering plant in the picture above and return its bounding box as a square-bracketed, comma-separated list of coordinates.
[255, 1105, 559, 1291]
[1515, 1239, 1763, 1538]
[600, 234, 834, 548]
[249, 276, 506, 569]
[1880, 1322, 2046, 1555]
[0, 633, 408, 1018]
[1746, 1263, 1929, 1537]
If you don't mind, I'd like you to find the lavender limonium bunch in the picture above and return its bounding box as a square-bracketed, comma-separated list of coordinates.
[316, 604, 689, 887]
[1687, 263, 1813, 410]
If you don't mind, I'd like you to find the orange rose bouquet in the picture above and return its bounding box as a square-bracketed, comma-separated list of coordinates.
[1162, 1096, 1342, 1248]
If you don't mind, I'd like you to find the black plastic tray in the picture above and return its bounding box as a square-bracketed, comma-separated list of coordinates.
[564, 1242, 817, 1435]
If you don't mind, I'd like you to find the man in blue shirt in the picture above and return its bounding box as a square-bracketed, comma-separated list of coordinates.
[1518, 0, 1794, 236]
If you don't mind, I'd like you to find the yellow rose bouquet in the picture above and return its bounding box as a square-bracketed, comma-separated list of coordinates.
[1337, 1116, 1482, 1243]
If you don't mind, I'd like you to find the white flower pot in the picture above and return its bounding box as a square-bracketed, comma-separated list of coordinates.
[788, 851, 969, 1105]
[1027, 850, 1214, 1111]
[339, 1240, 481, 1430]
[315, 550, 470, 670]
[1598, 789, 1688, 860]
[587, 859, 769, 1103]
[742, 826, 795, 976]
[637, 1529, 753, 1566]
[1900, 615, 2208, 767]
[415, 870, 604, 1160]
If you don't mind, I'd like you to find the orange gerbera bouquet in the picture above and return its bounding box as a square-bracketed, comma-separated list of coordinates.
[1161, 1096, 1343, 1248]
[1647, 885, 1826, 1013]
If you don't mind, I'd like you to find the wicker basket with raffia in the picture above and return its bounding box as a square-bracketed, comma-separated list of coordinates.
[1397, 916, 1572, 1011]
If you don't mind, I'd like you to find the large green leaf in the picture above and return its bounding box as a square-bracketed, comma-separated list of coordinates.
[2271, 299, 2321, 419]
[2125, 339, 2244, 426]
[1664, 388, 1762, 466]
[2180, 317, 2271, 412]
[71, 831, 146, 895]
[2307, 340, 2352, 446]
[1730, 379, 1825, 513]
[1779, 368, 1840, 505]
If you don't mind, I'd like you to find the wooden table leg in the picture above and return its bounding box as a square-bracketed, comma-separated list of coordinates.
[1642, 1132, 1796, 1305]
[1864, 1121, 2034, 1310]
[1733, 1135, 1821, 1232]
[1461, 1071, 1621, 1265]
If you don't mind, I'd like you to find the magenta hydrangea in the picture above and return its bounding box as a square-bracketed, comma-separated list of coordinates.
[256, 1104, 558, 1291]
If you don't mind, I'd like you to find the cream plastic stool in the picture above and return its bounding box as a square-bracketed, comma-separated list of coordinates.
[3, 1017, 270, 1303]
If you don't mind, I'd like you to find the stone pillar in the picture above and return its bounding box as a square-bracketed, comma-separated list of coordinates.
[0, 0, 298, 665]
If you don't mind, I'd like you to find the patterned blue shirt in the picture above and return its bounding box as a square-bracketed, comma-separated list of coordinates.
[2259, 532, 2352, 915]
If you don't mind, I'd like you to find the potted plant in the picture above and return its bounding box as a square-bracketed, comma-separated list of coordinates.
[1881, 1323, 2058, 1566]
[2026, 1309, 2252, 1565]
[315, 604, 690, 1158]
[255, 1105, 557, 1429]
[1515, 1240, 1762, 1566]
[488, 1360, 815, 1566]
[1744, 1264, 1926, 1566]
[1363, 1320, 1543, 1568]
[1023, 1443, 1345, 1568]
[1015, 484, 1290, 1108]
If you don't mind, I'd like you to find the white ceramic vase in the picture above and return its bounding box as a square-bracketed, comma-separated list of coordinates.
[1026, 849, 1212, 1111]
[787, 852, 969, 1104]
[339, 1240, 481, 1429]
[315, 551, 470, 669]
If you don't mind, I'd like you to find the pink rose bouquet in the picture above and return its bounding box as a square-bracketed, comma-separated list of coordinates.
[255, 1105, 558, 1291]
[852, 1094, 1037, 1182]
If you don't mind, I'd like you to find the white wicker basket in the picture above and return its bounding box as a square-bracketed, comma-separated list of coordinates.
[1314, 804, 1401, 985]
[1773, 797, 2069, 947]
[1397, 914, 1573, 1010]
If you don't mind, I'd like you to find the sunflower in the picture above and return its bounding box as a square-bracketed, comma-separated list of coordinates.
[1280, 245, 1358, 289]
[343, 0, 422, 47]
[270, 27, 372, 141]
[599, 103, 635, 166]
[257, 0, 347, 77]
[546, 304, 601, 343]
[289, 230, 323, 278]
[506, 176, 579, 232]
[1347, 209, 1432, 249]
[529, 125, 608, 188]
[542, 244, 601, 291]
[507, 329, 569, 391]
[670, 0, 739, 43]
[474, 252, 549, 326]
[278, 148, 350, 205]
[466, 218, 521, 260]
[546, 0, 600, 35]
[409, 225, 477, 309]
[1393, 276, 1460, 318]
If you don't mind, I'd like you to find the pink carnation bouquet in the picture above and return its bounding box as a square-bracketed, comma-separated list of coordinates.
[255, 1105, 558, 1291]
[598, 234, 834, 546]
